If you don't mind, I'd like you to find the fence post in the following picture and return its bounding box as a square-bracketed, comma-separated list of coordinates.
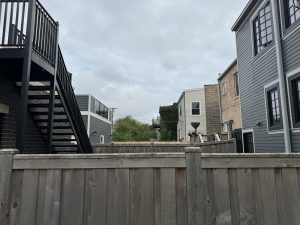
[0, 149, 18, 225]
[185, 147, 204, 225]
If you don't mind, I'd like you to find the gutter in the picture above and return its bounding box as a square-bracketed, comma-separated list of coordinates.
[270, 0, 292, 153]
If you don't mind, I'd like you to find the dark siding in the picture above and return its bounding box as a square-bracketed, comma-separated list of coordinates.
[89, 115, 112, 145]
[0, 72, 47, 153]
[75, 95, 89, 111]
[236, 1, 285, 153]
[90, 96, 95, 113]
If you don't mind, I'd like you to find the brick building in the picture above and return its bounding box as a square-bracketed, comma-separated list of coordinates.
[218, 59, 242, 151]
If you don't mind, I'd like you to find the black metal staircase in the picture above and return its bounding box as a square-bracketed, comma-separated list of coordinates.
[0, 0, 93, 153]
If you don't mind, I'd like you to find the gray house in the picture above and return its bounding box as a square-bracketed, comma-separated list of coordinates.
[76, 95, 113, 145]
[232, 0, 300, 153]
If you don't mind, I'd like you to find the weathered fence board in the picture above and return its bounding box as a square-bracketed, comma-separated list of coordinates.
[93, 140, 237, 154]
[1, 149, 300, 225]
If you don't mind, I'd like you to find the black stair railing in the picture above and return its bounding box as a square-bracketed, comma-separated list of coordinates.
[0, 0, 58, 65]
[0, 0, 93, 153]
[56, 47, 93, 153]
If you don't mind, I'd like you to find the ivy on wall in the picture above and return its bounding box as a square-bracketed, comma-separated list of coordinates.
[159, 103, 178, 141]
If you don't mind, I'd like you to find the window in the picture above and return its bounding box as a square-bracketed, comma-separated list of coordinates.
[283, 0, 300, 28]
[253, 2, 273, 55]
[266, 87, 283, 130]
[221, 82, 227, 95]
[234, 73, 240, 97]
[100, 135, 105, 144]
[191, 102, 200, 115]
[292, 77, 300, 126]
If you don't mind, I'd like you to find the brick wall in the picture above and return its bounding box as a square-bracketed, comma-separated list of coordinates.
[204, 85, 221, 134]
[218, 63, 242, 130]
[0, 72, 47, 153]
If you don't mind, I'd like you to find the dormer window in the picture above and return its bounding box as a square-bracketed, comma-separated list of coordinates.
[253, 2, 273, 55]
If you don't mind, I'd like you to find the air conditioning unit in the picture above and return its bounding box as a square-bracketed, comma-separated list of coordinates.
[295, 0, 300, 8]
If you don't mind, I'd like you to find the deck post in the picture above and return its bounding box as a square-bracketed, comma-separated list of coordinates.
[185, 147, 204, 225]
[0, 149, 18, 225]
[46, 22, 60, 154]
[16, 0, 36, 153]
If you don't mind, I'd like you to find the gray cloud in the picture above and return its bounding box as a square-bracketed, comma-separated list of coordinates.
[42, 0, 247, 123]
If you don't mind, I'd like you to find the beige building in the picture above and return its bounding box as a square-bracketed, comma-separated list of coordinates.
[218, 59, 242, 144]
[177, 85, 220, 141]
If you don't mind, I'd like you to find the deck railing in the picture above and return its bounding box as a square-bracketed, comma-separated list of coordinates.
[0, 0, 58, 65]
[0, 0, 92, 153]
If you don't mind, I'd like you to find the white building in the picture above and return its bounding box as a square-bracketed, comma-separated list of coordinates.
[177, 85, 220, 141]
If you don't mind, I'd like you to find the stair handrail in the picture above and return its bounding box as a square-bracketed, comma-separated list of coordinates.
[56, 46, 93, 153]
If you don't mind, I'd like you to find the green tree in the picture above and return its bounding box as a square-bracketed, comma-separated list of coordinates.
[112, 116, 157, 142]
[159, 103, 178, 141]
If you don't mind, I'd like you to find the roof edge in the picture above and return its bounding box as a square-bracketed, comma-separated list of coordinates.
[232, 0, 257, 31]
[218, 59, 238, 81]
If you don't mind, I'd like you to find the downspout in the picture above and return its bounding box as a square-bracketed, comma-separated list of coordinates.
[270, 0, 292, 153]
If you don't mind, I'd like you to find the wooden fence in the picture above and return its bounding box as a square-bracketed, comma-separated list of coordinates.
[93, 139, 237, 154]
[1, 148, 300, 225]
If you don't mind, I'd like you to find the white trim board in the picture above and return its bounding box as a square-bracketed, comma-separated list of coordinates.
[81, 111, 112, 124]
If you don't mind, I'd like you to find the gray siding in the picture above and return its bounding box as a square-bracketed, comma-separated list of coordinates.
[75, 95, 89, 111]
[236, 1, 285, 153]
[90, 96, 96, 113]
[282, 23, 300, 152]
[89, 115, 112, 145]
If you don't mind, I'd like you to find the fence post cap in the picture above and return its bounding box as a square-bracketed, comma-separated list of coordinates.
[185, 147, 203, 153]
[0, 149, 19, 154]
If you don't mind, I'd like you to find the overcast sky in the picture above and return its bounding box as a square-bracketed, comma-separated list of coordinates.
[42, 0, 248, 124]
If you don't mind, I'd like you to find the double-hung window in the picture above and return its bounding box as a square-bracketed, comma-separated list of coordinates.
[266, 85, 283, 130]
[289, 75, 300, 128]
[253, 2, 273, 55]
[293, 78, 300, 124]
[191, 102, 200, 116]
[234, 73, 240, 97]
[283, 0, 300, 28]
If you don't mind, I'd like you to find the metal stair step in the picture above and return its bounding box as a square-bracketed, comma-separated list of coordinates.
[28, 103, 63, 108]
[28, 95, 60, 100]
[52, 139, 76, 142]
[52, 132, 74, 135]
[35, 118, 69, 123]
[29, 86, 51, 91]
[31, 111, 67, 116]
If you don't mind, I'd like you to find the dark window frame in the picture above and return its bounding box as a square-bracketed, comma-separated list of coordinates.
[234, 73, 240, 97]
[252, 1, 273, 56]
[288, 72, 300, 128]
[191, 101, 201, 116]
[265, 83, 283, 131]
[282, 0, 300, 31]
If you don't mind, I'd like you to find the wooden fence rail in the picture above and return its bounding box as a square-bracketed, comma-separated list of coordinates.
[93, 139, 237, 154]
[1, 148, 300, 225]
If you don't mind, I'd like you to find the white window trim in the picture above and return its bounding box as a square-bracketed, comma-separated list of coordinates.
[221, 82, 227, 95]
[286, 67, 300, 132]
[263, 79, 284, 134]
[191, 101, 201, 116]
[100, 135, 105, 144]
[242, 128, 256, 153]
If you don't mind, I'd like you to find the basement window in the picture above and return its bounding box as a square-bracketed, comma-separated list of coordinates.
[253, 2, 273, 55]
